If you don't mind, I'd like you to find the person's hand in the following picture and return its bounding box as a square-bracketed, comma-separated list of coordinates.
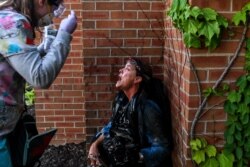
[59, 10, 77, 34]
[88, 143, 102, 167]
[37, 25, 57, 53]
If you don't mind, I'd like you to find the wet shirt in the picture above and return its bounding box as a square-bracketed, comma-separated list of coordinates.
[110, 101, 138, 144]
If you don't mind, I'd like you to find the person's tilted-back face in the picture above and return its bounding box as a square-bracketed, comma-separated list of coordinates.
[116, 59, 143, 92]
[116, 62, 137, 90]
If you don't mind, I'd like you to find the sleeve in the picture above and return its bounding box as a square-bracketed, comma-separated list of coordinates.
[93, 122, 111, 141]
[0, 15, 72, 89]
[140, 100, 171, 167]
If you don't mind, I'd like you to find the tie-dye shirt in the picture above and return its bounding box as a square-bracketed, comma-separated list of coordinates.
[0, 9, 33, 107]
[0, 8, 72, 136]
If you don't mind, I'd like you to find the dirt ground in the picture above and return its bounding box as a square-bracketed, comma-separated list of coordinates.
[38, 142, 88, 167]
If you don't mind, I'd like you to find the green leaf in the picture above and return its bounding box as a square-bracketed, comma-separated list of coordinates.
[202, 8, 217, 21]
[232, 11, 246, 26]
[227, 91, 241, 103]
[205, 145, 217, 157]
[179, 0, 188, 10]
[244, 90, 250, 104]
[244, 139, 250, 152]
[242, 2, 250, 12]
[183, 18, 199, 34]
[223, 83, 230, 91]
[227, 124, 235, 135]
[235, 131, 242, 141]
[237, 103, 249, 115]
[224, 100, 237, 114]
[205, 36, 220, 50]
[226, 115, 237, 126]
[200, 138, 208, 148]
[183, 32, 201, 48]
[217, 151, 234, 167]
[240, 113, 249, 124]
[244, 128, 250, 137]
[226, 133, 234, 144]
[224, 143, 234, 153]
[203, 87, 215, 97]
[235, 122, 242, 131]
[217, 15, 228, 28]
[189, 6, 202, 19]
[236, 147, 243, 160]
[192, 150, 206, 164]
[190, 138, 202, 151]
[236, 75, 247, 92]
[202, 157, 219, 167]
[244, 61, 250, 71]
[198, 21, 220, 40]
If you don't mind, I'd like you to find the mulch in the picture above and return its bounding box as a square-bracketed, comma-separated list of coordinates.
[37, 142, 88, 167]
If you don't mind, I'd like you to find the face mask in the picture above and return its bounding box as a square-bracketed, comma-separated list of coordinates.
[38, 13, 54, 27]
[38, 2, 66, 27]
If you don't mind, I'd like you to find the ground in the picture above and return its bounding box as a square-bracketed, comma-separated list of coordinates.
[38, 142, 88, 167]
[25, 107, 88, 167]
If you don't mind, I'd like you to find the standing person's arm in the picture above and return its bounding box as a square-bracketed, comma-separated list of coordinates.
[140, 100, 171, 167]
[0, 11, 77, 89]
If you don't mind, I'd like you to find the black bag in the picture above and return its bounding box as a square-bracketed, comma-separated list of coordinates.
[8, 113, 57, 167]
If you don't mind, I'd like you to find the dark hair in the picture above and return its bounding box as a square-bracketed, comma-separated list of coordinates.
[127, 57, 152, 82]
[48, 0, 63, 7]
[0, 0, 63, 28]
[0, 0, 36, 27]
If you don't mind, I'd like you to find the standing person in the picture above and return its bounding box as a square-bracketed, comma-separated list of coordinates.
[0, 0, 77, 166]
[88, 57, 173, 167]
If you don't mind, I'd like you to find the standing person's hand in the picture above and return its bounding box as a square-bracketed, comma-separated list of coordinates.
[59, 10, 77, 34]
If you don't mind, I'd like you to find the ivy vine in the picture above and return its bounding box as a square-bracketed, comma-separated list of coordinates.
[168, 0, 250, 166]
[167, 0, 228, 50]
[223, 39, 250, 167]
[190, 138, 234, 167]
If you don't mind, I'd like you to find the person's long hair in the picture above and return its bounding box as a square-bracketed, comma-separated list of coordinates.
[0, 0, 36, 28]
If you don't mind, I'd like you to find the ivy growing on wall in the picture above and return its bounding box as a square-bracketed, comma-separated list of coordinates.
[167, 0, 228, 50]
[168, 0, 250, 166]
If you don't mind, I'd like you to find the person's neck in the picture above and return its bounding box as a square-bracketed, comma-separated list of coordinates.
[123, 87, 139, 101]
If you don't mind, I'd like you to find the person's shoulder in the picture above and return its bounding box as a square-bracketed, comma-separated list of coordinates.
[144, 99, 160, 109]
[0, 9, 32, 31]
[0, 9, 28, 21]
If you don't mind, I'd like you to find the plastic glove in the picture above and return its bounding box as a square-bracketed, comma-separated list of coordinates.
[59, 10, 77, 34]
[37, 25, 57, 53]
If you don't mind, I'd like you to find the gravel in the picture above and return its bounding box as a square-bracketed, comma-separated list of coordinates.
[37, 142, 88, 167]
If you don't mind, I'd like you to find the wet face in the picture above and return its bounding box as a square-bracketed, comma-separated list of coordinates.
[115, 62, 139, 91]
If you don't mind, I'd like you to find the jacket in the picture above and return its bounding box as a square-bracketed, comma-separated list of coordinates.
[97, 90, 172, 167]
[0, 8, 72, 136]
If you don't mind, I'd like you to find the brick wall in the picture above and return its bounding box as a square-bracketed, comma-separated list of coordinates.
[82, 0, 166, 142]
[34, 0, 248, 166]
[164, 0, 248, 166]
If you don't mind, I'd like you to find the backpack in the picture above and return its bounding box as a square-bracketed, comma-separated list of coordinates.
[8, 113, 57, 167]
